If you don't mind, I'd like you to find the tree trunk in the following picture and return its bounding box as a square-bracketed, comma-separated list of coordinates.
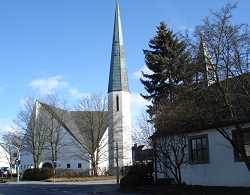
[90, 155, 98, 176]
[177, 166, 182, 185]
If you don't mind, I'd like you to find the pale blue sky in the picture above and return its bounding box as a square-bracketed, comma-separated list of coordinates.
[0, 0, 249, 133]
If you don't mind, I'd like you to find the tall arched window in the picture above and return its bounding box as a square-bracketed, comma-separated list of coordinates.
[116, 95, 119, 111]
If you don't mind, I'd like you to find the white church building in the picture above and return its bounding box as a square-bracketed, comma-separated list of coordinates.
[0, 145, 10, 169]
[20, 0, 133, 175]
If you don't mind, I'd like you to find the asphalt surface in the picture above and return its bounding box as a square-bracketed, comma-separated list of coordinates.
[0, 180, 140, 195]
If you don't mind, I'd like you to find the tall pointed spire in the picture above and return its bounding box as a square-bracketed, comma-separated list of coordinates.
[196, 32, 215, 87]
[108, 0, 133, 172]
[108, 0, 129, 93]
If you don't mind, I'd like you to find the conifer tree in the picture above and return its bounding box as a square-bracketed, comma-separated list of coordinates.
[141, 22, 191, 112]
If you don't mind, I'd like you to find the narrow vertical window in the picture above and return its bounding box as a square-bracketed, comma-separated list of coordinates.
[116, 95, 119, 111]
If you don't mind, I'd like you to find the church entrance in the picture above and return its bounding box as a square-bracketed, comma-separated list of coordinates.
[42, 162, 53, 169]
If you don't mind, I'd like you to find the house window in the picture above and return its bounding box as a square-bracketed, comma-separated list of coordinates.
[78, 163, 82, 169]
[67, 164, 71, 169]
[189, 135, 209, 164]
[232, 130, 250, 161]
[116, 95, 119, 111]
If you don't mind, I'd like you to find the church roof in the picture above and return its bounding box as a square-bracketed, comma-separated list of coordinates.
[38, 102, 108, 153]
[108, 0, 129, 93]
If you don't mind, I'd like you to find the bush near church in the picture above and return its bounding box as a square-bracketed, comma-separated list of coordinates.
[54, 169, 89, 178]
[120, 163, 154, 189]
[22, 168, 53, 181]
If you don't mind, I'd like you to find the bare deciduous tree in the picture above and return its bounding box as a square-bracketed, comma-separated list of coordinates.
[75, 95, 108, 176]
[196, 3, 250, 170]
[0, 132, 23, 176]
[39, 95, 68, 164]
[133, 112, 155, 147]
[15, 98, 48, 168]
[153, 135, 188, 185]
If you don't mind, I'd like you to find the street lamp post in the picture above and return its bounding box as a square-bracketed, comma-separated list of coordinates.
[16, 149, 20, 183]
[115, 142, 119, 184]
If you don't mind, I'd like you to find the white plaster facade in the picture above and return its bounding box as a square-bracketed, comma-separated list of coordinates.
[20, 102, 109, 175]
[156, 123, 250, 187]
[20, 124, 109, 175]
[20, 125, 90, 174]
[108, 91, 133, 169]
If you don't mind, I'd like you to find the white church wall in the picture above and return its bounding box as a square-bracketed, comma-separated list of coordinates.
[108, 91, 133, 168]
[20, 151, 34, 172]
[121, 91, 133, 167]
[20, 126, 91, 174]
[97, 128, 109, 174]
[20, 101, 111, 176]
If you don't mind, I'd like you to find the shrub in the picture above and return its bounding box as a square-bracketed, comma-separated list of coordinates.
[120, 163, 154, 189]
[11, 173, 18, 178]
[22, 168, 53, 181]
[157, 178, 176, 185]
[54, 169, 88, 178]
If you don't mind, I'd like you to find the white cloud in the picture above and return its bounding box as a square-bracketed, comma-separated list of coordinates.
[28, 75, 91, 103]
[19, 97, 32, 109]
[132, 66, 152, 80]
[29, 75, 68, 96]
[131, 93, 149, 118]
[19, 98, 27, 108]
[69, 88, 90, 100]
[0, 119, 14, 135]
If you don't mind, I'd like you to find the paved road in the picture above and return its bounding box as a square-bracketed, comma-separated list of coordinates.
[0, 180, 141, 195]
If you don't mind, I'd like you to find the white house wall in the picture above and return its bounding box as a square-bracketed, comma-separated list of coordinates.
[157, 124, 250, 187]
[0, 146, 10, 168]
[182, 126, 250, 187]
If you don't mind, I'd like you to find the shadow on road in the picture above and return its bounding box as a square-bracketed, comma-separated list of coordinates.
[0, 183, 139, 195]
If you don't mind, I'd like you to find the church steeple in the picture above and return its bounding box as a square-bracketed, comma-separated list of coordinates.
[195, 32, 215, 87]
[108, 0, 129, 93]
[108, 0, 132, 171]
[200, 33, 215, 86]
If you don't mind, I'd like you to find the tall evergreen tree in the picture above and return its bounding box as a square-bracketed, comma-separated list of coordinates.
[141, 22, 191, 112]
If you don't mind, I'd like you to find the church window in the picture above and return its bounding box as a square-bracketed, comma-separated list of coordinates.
[78, 163, 82, 169]
[116, 95, 119, 111]
[67, 163, 70, 169]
